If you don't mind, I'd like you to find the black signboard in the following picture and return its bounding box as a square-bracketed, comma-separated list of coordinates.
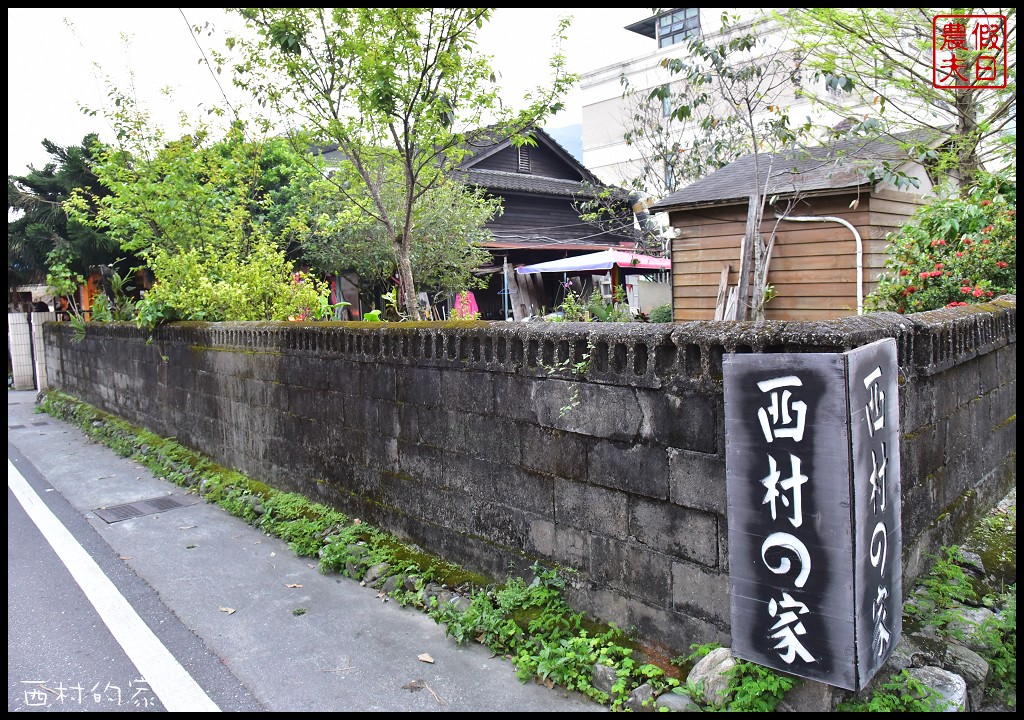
[723, 339, 901, 691]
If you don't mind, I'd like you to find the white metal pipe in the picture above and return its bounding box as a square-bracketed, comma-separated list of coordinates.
[775, 213, 865, 315]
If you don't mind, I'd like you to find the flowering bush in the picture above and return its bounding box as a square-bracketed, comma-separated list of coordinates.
[866, 171, 1016, 314]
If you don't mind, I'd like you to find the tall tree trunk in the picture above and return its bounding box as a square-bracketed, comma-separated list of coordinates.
[955, 89, 981, 196]
[395, 237, 420, 320]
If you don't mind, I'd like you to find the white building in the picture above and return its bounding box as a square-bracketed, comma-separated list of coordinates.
[580, 8, 856, 196]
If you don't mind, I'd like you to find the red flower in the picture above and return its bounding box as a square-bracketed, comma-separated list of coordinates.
[961, 287, 973, 294]
[899, 269, 909, 276]
[983, 225, 995, 233]
[973, 288, 984, 297]
[980, 200, 992, 206]
[956, 252, 964, 257]
[996, 261, 1008, 268]
[986, 291, 994, 297]
[919, 272, 929, 279]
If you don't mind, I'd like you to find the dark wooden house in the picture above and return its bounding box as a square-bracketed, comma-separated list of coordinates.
[650, 133, 938, 321]
[455, 126, 639, 319]
[316, 127, 640, 319]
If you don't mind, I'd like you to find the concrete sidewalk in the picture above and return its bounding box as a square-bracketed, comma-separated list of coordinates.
[8, 389, 606, 712]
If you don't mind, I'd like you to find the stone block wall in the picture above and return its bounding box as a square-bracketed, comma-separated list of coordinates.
[43, 297, 1016, 657]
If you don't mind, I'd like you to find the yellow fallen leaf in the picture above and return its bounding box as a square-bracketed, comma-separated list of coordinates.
[220, 607, 236, 615]
[285, 583, 303, 588]
[417, 653, 434, 664]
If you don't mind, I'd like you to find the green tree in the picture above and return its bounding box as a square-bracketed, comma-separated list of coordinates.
[225, 8, 577, 319]
[619, 72, 750, 199]
[65, 90, 329, 325]
[779, 8, 1017, 191]
[659, 12, 812, 320]
[297, 162, 500, 310]
[8, 135, 123, 291]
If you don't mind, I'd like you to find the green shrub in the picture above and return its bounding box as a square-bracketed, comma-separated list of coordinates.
[648, 303, 673, 323]
[866, 169, 1016, 314]
[135, 238, 329, 326]
[837, 670, 951, 712]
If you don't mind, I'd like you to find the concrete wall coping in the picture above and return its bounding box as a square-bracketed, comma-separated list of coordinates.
[48, 295, 1015, 389]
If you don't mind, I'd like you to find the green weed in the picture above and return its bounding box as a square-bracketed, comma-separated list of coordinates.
[36, 389, 1016, 712]
[837, 670, 951, 712]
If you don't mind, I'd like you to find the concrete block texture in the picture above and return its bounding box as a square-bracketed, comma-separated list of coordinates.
[41, 298, 1016, 662]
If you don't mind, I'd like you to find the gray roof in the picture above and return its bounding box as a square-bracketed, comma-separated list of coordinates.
[455, 168, 607, 198]
[457, 124, 604, 186]
[651, 130, 941, 211]
[316, 125, 612, 199]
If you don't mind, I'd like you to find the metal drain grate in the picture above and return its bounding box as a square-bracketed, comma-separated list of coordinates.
[95, 495, 201, 524]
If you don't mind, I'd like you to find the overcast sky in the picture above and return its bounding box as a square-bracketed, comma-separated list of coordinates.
[7, 8, 653, 179]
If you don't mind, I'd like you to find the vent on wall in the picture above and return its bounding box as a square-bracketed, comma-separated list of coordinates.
[518, 146, 531, 173]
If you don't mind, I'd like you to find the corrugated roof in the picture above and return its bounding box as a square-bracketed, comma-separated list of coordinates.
[651, 130, 942, 211]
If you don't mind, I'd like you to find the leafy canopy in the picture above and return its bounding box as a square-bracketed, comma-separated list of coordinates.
[226, 8, 577, 319]
[65, 87, 329, 325]
[778, 7, 1017, 190]
[296, 156, 500, 304]
[8, 135, 123, 290]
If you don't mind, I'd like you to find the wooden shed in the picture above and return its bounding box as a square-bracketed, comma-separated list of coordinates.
[650, 134, 937, 321]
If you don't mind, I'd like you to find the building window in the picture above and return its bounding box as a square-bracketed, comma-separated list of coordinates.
[518, 146, 531, 173]
[658, 8, 700, 48]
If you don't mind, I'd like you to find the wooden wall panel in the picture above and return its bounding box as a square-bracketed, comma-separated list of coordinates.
[668, 190, 924, 322]
[472, 143, 582, 181]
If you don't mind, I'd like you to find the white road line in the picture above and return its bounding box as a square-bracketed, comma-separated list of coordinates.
[8, 459, 222, 712]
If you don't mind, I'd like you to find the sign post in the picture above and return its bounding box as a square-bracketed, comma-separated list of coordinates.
[723, 339, 902, 690]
